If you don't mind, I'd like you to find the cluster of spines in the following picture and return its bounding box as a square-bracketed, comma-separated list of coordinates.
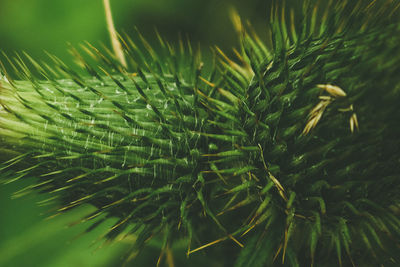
[0, 20, 257, 258]
[233, 1, 400, 267]
[1, 0, 400, 266]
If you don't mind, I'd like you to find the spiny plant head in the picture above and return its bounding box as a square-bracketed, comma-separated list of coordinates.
[1, 0, 400, 266]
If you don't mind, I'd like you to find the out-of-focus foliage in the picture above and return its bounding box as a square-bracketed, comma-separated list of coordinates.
[0, 0, 269, 66]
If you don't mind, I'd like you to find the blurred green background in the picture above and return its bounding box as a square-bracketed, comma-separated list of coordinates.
[0, 0, 270, 69]
[0, 0, 269, 266]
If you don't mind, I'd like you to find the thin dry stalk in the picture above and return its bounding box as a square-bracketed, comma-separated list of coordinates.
[103, 0, 127, 67]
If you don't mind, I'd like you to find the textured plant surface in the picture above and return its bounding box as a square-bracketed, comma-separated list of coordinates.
[1, 0, 400, 266]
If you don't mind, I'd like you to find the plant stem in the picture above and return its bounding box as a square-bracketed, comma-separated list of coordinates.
[103, 0, 127, 67]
